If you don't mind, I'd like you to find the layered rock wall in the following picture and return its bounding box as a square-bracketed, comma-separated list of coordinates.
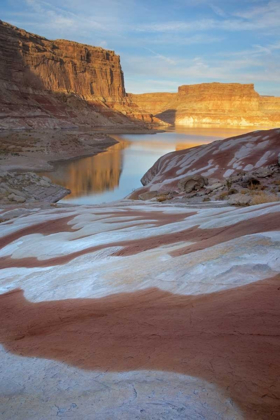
[260, 97, 280, 113]
[128, 93, 178, 114]
[0, 21, 125, 101]
[2, 20, 279, 129]
[177, 83, 260, 112]
[0, 20, 151, 129]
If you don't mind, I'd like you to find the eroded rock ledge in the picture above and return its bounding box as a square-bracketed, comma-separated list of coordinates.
[0, 129, 279, 419]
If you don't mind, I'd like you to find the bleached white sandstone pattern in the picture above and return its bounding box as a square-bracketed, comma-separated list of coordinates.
[138, 128, 280, 195]
[0, 200, 279, 419]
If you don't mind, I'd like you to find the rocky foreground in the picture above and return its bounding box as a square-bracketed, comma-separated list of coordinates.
[0, 172, 70, 205]
[0, 200, 280, 419]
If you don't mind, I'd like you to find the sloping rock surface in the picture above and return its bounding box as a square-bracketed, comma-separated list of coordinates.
[0, 200, 280, 419]
[0, 172, 70, 204]
[135, 128, 280, 198]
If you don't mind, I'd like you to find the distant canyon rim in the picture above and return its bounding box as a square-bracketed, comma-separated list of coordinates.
[1, 19, 280, 131]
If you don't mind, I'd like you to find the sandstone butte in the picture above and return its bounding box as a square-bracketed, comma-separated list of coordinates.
[1, 19, 280, 130]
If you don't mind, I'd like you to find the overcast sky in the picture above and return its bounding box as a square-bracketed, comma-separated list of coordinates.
[1, 0, 280, 95]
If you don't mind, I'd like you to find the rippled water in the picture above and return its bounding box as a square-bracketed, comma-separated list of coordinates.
[42, 127, 251, 205]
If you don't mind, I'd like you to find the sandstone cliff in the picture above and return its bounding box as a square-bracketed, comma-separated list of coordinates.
[0, 21, 125, 101]
[130, 83, 280, 127]
[127, 92, 178, 115]
[2, 20, 280, 130]
[0, 20, 156, 129]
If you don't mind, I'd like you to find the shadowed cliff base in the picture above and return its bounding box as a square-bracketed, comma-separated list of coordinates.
[156, 109, 177, 125]
[0, 275, 280, 419]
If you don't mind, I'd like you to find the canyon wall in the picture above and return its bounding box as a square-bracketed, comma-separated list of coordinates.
[0, 20, 125, 101]
[0, 20, 155, 129]
[130, 83, 280, 127]
[127, 92, 178, 114]
[260, 97, 280, 116]
[2, 20, 279, 130]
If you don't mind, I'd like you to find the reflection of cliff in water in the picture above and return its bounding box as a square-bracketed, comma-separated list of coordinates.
[43, 138, 130, 198]
[40, 128, 252, 205]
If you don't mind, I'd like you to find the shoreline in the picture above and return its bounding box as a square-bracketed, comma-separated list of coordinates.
[14, 137, 119, 174]
[0, 126, 162, 174]
[0, 126, 163, 207]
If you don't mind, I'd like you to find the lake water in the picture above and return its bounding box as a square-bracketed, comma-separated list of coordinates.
[42, 127, 251, 205]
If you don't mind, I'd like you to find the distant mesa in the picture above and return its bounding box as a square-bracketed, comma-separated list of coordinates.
[129, 82, 280, 127]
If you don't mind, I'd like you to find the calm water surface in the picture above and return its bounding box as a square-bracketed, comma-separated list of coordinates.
[43, 127, 251, 205]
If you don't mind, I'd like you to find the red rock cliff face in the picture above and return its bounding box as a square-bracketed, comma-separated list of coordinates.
[0, 20, 145, 129]
[13, 37, 126, 102]
[130, 83, 280, 127]
[0, 20, 126, 97]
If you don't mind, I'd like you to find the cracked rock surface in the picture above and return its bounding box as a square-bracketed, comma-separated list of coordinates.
[0, 171, 70, 205]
